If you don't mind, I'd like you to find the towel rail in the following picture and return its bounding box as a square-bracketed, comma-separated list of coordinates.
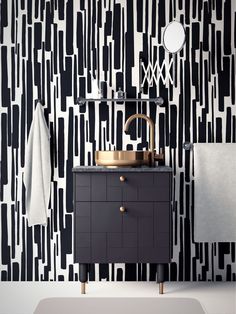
[76, 96, 164, 106]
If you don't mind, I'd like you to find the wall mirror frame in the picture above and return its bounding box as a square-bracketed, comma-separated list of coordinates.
[163, 21, 186, 54]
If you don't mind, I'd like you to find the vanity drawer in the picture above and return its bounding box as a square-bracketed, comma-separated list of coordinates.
[75, 202, 155, 233]
[74, 201, 171, 263]
[74, 172, 171, 202]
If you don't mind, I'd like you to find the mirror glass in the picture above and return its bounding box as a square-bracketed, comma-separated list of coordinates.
[163, 21, 185, 53]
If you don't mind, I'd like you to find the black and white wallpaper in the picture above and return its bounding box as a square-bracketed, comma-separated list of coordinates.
[0, 0, 236, 281]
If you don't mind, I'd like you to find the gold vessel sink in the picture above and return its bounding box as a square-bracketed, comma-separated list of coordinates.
[95, 113, 165, 167]
[95, 150, 151, 167]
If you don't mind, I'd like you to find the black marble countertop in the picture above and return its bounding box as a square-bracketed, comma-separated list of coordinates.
[72, 166, 172, 172]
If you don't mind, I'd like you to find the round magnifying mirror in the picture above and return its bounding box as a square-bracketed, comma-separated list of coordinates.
[163, 21, 185, 53]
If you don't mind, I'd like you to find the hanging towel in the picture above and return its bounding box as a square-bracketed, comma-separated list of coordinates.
[24, 102, 51, 227]
[194, 143, 236, 242]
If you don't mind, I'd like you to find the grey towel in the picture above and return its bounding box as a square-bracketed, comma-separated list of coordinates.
[194, 143, 236, 242]
[24, 102, 51, 227]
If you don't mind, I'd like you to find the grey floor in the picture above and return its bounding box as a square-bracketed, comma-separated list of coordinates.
[0, 282, 235, 314]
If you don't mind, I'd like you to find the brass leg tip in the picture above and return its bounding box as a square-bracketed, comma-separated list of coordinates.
[159, 282, 164, 294]
[81, 282, 86, 294]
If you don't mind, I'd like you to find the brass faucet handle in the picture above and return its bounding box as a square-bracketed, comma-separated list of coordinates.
[154, 148, 165, 161]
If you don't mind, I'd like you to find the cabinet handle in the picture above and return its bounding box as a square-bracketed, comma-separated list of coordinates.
[120, 176, 126, 182]
[120, 206, 126, 213]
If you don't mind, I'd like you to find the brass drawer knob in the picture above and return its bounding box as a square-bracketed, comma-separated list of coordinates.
[120, 175, 126, 182]
[120, 206, 126, 213]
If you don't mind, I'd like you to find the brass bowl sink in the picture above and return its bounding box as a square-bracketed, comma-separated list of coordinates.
[95, 150, 152, 167]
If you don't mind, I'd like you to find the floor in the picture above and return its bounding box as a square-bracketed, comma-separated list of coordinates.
[0, 282, 235, 314]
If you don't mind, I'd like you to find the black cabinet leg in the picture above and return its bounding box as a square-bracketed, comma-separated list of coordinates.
[157, 263, 165, 294]
[79, 263, 88, 294]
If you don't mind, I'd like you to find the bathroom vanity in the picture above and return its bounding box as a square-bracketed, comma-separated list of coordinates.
[73, 166, 172, 294]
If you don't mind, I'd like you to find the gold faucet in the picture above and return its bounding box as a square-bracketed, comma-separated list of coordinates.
[124, 113, 164, 166]
[124, 114, 155, 151]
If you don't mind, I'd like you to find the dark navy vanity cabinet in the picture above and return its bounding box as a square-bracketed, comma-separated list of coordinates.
[73, 166, 172, 294]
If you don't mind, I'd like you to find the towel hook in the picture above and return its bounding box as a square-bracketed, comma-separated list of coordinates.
[35, 99, 45, 105]
[35, 99, 46, 110]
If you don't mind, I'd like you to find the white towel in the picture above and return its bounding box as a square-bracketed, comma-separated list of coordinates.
[24, 102, 51, 227]
[194, 143, 236, 242]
